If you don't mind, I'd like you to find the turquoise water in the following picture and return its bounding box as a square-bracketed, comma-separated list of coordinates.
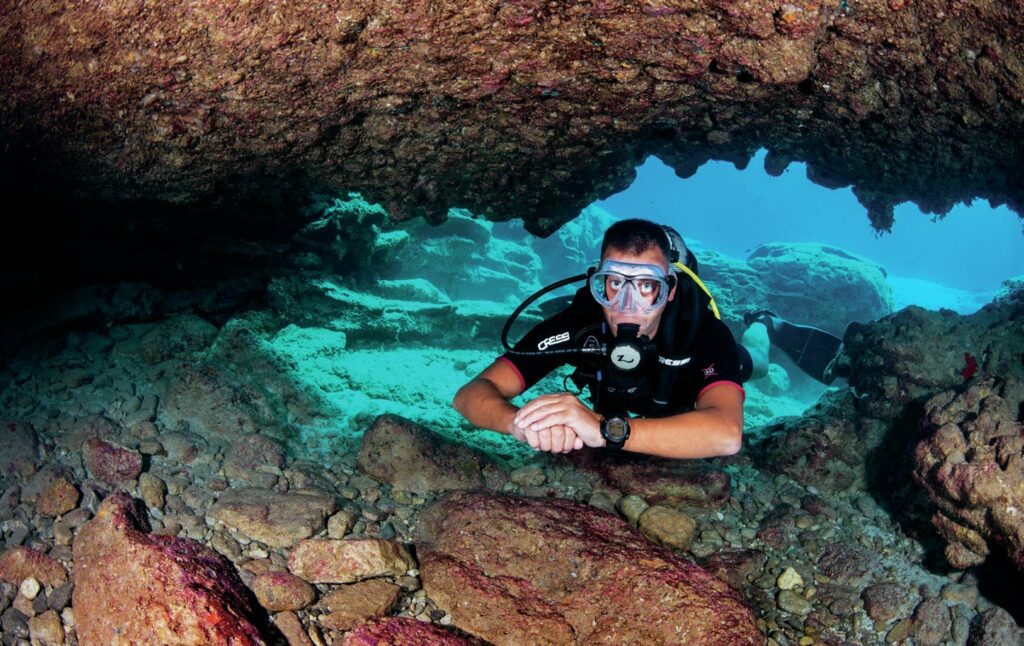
[266, 160, 1023, 459]
[597, 152, 1023, 307]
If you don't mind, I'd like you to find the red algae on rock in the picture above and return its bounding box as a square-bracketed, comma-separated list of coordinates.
[417, 490, 762, 645]
[72, 493, 266, 645]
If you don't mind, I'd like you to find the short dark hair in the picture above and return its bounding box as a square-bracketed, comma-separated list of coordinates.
[600, 218, 670, 262]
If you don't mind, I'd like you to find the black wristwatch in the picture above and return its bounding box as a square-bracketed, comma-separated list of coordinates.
[600, 416, 631, 449]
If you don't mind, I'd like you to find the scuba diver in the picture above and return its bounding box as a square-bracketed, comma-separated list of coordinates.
[453, 218, 744, 459]
[451, 218, 843, 458]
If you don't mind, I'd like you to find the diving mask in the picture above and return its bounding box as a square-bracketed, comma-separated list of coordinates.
[589, 260, 674, 314]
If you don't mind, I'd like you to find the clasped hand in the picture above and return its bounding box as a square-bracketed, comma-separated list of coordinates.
[511, 393, 604, 454]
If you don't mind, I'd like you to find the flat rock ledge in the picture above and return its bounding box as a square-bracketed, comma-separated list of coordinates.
[417, 490, 762, 645]
[357, 414, 507, 494]
[209, 487, 338, 548]
[72, 493, 267, 645]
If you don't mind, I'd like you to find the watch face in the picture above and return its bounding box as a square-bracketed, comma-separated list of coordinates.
[605, 417, 628, 442]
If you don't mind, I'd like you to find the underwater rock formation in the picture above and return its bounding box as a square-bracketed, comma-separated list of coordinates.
[357, 414, 507, 493]
[417, 490, 762, 645]
[912, 378, 1024, 574]
[746, 242, 893, 335]
[72, 493, 267, 645]
[839, 302, 1024, 420]
[2, 0, 1022, 238]
[340, 617, 480, 645]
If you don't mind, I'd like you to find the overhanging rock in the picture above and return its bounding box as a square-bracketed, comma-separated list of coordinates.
[2, 0, 1022, 235]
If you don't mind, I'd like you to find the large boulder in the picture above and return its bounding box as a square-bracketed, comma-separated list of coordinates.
[158, 363, 277, 441]
[750, 390, 888, 492]
[288, 538, 416, 584]
[912, 378, 1024, 573]
[569, 451, 731, 507]
[839, 303, 1024, 420]
[746, 242, 893, 335]
[417, 491, 761, 645]
[72, 493, 267, 645]
[357, 414, 507, 494]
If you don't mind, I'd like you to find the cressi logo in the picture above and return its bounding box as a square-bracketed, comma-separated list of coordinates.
[537, 331, 570, 351]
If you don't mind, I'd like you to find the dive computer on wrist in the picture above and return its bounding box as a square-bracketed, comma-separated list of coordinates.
[600, 415, 631, 449]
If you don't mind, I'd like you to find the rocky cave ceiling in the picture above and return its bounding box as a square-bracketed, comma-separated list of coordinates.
[1, 0, 1022, 238]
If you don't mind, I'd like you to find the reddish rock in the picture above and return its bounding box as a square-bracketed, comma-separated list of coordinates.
[637, 505, 697, 551]
[357, 414, 506, 494]
[223, 434, 286, 482]
[1, 0, 1021, 239]
[83, 437, 143, 487]
[418, 491, 761, 645]
[250, 571, 316, 611]
[911, 597, 952, 646]
[0, 547, 68, 586]
[340, 617, 479, 645]
[72, 493, 266, 645]
[273, 611, 314, 646]
[210, 488, 337, 548]
[861, 582, 915, 623]
[570, 451, 730, 507]
[36, 477, 81, 518]
[319, 579, 402, 631]
[288, 539, 416, 584]
[912, 378, 1024, 574]
[817, 541, 881, 588]
[0, 421, 38, 478]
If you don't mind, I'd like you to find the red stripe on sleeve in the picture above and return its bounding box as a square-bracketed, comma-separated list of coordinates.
[497, 356, 527, 392]
[697, 380, 746, 402]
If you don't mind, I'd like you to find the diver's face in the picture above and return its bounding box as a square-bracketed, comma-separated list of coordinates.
[599, 246, 676, 339]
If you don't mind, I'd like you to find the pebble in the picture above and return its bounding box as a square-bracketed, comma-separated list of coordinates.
[19, 579, 40, 601]
[777, 567, 803, 591]
[777, 590, 813, 616]
[13, 591, 35, 617]
[886, 618, 913, 643]
[28, 608, 63, 644]
[51, 522, 73, 547]
[1, 606, 30, 638]
[510, 465, 546, 487]
[47, 582, 73, 612]
[616, 495, 648, 526]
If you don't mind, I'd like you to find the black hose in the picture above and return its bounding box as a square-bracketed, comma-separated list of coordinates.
[500, 271, 604, 357]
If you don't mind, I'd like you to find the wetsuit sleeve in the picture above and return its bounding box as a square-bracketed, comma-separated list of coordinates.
[690, 315, 745, 400]
[499, 310, 577, 392]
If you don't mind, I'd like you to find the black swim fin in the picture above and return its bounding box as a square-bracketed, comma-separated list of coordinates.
[745, 309, 843, 384]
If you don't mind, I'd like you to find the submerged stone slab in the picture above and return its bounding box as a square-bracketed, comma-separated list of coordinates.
[340, 617, 479, 645]
[357, 414, 506, 494]
[418, 491, 761, 645]
[210, 488, 337, 548]
[288, 538, 416, 584]
[72, 493, 266, 645]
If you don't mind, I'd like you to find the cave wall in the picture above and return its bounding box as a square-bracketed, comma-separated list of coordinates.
[2, 0, 1022, 240]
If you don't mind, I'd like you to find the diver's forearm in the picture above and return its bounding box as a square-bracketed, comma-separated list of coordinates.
[624, 408, 742, 459]
[452, 378, 518, 435]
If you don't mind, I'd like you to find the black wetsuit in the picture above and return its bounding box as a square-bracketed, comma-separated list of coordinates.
[500, 288, 745, 418]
